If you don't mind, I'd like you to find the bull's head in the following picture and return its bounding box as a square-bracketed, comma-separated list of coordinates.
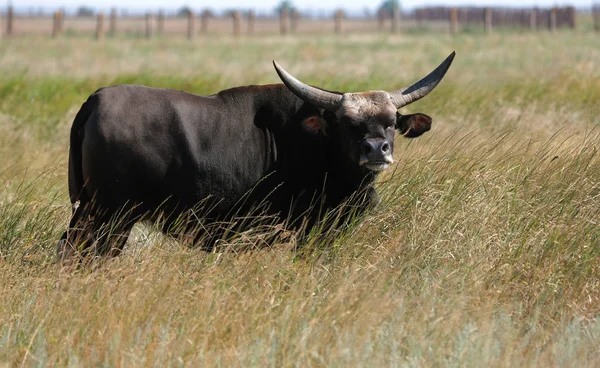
[273, 52, 455, 173]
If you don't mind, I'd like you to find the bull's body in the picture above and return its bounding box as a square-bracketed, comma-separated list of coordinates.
[61, 84, 376, 256]
[59, 54, 455, 260]
[73, 84, 330, 221]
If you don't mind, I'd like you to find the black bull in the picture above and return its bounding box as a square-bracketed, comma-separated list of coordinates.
[57, 52, 455, 260]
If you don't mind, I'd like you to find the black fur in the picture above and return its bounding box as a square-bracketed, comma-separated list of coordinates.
[58, 83, 432, 260]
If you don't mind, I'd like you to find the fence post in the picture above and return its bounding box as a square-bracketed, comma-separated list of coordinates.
[187, 10, 195, 39]
[232, 11, 241, 37]
[566, 6, 575, 29]
[484, 8, 492, 33]
[280, 8, 289, 35]
[247, 10, 255, 35]
[549, 7, 557, 32]
[291, 9, 299, 33]
[59, 9, 65, 34]
[529, 8, 537, 31]
[377, 10, 386, 31]
[109, 8, 117, 37]
[595, 5, 600, 31]
[415, 9, 423, 26]
[157, 10, 164, 34]
[449, 8, 458, 34]
[334, 9, 344, 34]
[201, 10, 209, 34]
[6, 5, 13, 36]
[96, 13, 105, 40]
[145, 13, 152, 38]
[391, 6, 400, 33]
[52, 11, 63, 38]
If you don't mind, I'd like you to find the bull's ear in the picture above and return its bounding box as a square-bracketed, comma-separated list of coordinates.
[302, 116, 328, 136]
[396, 113, 432, 138]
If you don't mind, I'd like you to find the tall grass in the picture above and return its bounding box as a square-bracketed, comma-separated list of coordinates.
[0, 33, 599, 366]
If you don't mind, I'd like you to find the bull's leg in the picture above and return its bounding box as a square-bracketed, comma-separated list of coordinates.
[86, 206, 139, 258]
[102, 214, 137, 258]
[58, 203, 137, 263]
[57, 201, 96, 264]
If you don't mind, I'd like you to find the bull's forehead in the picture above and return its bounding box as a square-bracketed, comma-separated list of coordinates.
[337, 91, 397, 121]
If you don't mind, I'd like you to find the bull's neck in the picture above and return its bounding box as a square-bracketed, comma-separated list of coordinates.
[251, 84, 377, 192]
[223, 83, 376, 198]
[252, 84, 306, 127]
[331, 158, 377, 190]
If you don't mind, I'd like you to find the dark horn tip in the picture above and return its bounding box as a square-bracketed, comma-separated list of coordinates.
[446, 51, 456, 63]
[437, 51, 456, 73]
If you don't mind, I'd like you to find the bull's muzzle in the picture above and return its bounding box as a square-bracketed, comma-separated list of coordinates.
[359, 138, 394, 172]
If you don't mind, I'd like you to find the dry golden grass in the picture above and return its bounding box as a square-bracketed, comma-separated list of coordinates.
[0, 32, 599, 366]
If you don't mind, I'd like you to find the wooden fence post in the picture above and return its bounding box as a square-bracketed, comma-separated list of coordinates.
[484, 8, 492, 33]
[59, 9, 65, 34]
[187, 10, 195, 39]
[201, 10, 209, 34]
[96, 13, 105, 40]
[157, 10, 164, 34]
[52, 11, 63, 38]
[247, 10, 255, 35]
[145, 13, 152, 38]
[549, 7, 557, 31]
[232, 11, 241, 37]
[291, 9, 299, 33]
[377, 10, 386, 31]
[280, 8, 289, 35]
[109, 8, 117, 37]
[391, 6, 400, 33]
[566, 6, 575, 29]
[529, 8, 537, 31]
[6, 5, 13, 36]
[334, 9, 344, 34]
[415, 9, 423, 26]
[449, 8, 458, 34]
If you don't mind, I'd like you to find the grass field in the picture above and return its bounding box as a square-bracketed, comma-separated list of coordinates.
[0, 31, 599, 366]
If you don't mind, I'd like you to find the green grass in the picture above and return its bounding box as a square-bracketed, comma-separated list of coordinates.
[0, 32, 599, 366]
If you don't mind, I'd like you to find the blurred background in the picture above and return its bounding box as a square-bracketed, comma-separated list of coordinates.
[1, 0, 598, 37]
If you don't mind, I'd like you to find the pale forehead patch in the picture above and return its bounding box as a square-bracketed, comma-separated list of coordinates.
[337, 91, 397, 121]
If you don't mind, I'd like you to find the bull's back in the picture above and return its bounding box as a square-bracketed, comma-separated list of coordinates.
[80, 84, 273, 215]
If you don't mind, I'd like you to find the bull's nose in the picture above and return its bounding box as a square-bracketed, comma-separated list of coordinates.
[361, 139, 390, 158]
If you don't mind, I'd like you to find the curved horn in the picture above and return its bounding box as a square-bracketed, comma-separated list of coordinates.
[273, 60, 343, 111]
[389, 51, 456, 108]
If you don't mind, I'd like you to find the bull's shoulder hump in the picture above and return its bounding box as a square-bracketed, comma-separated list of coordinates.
[92, 84, 214, 104]
[96, 84, 209, 99]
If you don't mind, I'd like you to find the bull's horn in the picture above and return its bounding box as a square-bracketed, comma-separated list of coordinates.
[273, 60, 343, 111]
[389, 51, 456, 109]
